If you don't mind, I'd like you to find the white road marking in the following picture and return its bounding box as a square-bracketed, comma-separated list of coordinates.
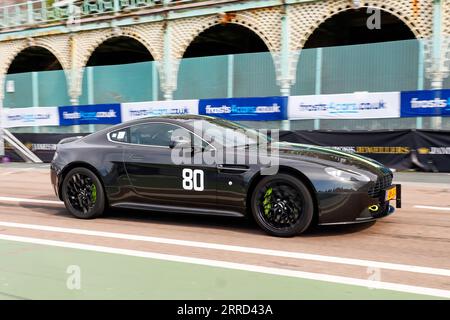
[394, 181, 450, 188]
[414, 205, 450, 211]
[0, 168, 36, 176]
[0, 196, 62, 205]
[0, 234, 448, 298]
[0, 220, 448, 277]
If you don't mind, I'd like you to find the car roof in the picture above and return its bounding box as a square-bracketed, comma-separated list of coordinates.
[121, 114, 215, 126]
[85, 115, 216, 139]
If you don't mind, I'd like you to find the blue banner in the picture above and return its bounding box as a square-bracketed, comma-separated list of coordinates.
[401, 89, 450, 117]
[58, 104, 121, 126]
[199, 96, 287, 121]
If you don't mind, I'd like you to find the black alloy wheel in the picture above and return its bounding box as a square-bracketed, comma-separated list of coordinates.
[62, 167, 105, 219]
[251, 174, 314, 237]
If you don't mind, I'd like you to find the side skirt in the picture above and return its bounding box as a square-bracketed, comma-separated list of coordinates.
[111, 202, 246, 218]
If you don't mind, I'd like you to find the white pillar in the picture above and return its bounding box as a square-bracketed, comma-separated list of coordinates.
[227, 54, 234, 98]
[31, 71, 40, 133]
[87, 66, 95, 132]
[69, 35, 81, 133]
[430, 0, 444, 129]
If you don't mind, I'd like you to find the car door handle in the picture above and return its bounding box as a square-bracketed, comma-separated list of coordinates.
[130, 154, 144, 161]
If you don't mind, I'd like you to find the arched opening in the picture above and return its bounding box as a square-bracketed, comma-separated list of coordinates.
[292, 8, 418, 97]
[183, 24, 269, 58]
[304, 8, 416, 49]
[8, 46, 62, 74]
[177, 23, 278, 99]
[86, 36, 154, 66]
[4, 46, 69, 116]
[83, 36, 156, 104]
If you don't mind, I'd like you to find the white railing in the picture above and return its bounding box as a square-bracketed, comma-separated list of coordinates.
[0, 0, 214, 31]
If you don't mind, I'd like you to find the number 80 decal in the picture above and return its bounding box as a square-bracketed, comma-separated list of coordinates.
[182, 168, 204, 191]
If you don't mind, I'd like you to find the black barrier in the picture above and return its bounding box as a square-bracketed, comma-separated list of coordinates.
[413, 130, 450, 172]
[3, 130, 450, 172]
[279, 130, 415, 170]
[279, 130, 450, 172]
[4, 133, 88, 163]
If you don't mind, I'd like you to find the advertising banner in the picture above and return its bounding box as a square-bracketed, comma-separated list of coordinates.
[288, 92, 400, 119]
[121, 100, 199, 122]
[58, 104, 121, 126]
[3, 107, 59, 128]
[401, 89, 450, 117]
[199, 96, 287, 121]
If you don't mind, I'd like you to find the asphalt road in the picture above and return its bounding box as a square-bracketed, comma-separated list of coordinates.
[0, 164, 448, 299]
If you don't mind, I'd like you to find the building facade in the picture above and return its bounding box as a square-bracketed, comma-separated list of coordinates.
[0, 0, 447, 108]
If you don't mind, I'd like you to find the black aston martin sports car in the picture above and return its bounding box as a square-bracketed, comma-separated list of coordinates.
[51, 115, 401, 237]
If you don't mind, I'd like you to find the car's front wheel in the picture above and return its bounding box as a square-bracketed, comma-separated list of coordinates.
[61, 167, 105, 219]
[251, 174, 314, 237]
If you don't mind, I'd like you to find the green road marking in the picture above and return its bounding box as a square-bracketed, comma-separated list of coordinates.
[0, 239, 444, 300]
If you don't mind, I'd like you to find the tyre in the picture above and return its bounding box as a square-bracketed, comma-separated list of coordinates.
[61, 167, 105, 219]
[250, 174, 314, 237]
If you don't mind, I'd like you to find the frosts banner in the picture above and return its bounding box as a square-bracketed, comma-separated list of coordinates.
[288, 92, 400, 119]
[401, 89, 450, 117]
[58, 104, 122, 126]
[198, 96, 288, 121]
[121, 100, 199, 122]
[2, 106, 59, 128]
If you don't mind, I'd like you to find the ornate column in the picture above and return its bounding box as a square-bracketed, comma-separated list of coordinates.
[274, 5, 296, 131]
[275, 5, 296, 97]
[160, 21, 178, 101]
[68, 34, 81, 106]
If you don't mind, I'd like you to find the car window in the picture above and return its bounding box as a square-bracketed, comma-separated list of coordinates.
[128, 123, 182, 147]
[109, 129, 128, 142]
[110, 122, 211, 149]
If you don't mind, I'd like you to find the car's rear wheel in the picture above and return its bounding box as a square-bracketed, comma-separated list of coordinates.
[62, 167, 105, 219]
[251, 174, 314, 237]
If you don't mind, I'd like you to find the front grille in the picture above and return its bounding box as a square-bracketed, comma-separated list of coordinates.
[368, 173, 393, 198]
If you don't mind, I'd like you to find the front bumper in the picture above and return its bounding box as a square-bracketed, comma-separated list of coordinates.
[319, 204, 396, 226]
[318, 184, 402, 226]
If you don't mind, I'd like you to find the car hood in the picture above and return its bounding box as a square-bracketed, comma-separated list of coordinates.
[274, 142, 390, 176]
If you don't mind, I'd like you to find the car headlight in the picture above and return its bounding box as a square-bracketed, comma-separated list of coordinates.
[325, 167, 370, 182]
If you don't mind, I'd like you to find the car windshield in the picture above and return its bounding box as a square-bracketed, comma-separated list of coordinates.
[186, 118, 270, 148]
